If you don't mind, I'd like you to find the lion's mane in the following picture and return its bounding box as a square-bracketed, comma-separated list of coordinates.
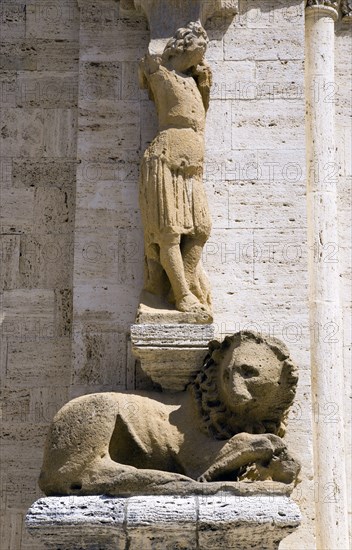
[189, 331, 298, 440]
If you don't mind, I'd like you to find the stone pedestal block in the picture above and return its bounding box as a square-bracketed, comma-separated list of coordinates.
[131, 322, 215, 390]
[26, 494, 301, 550]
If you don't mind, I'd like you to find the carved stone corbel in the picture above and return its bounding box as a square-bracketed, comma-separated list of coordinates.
[121, 0, 238, 53]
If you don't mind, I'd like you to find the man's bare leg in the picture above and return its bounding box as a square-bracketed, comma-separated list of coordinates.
[144, 257, 169, 296]
[181, 235, 211, 308]
[159, 237, 208, 314]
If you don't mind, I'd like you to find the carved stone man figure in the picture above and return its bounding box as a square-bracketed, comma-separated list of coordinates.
[138, 21, 212, 320]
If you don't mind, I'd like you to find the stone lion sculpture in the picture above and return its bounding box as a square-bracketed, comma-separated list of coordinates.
[39, 331, 300, 496]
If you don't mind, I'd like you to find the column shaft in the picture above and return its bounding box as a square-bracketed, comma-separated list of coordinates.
[305, 7, 349, 549]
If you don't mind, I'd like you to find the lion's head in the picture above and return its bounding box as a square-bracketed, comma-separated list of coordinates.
[190, 331, 298, 440]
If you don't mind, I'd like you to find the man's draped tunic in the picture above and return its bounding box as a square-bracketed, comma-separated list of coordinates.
[140, 65, 211, 246]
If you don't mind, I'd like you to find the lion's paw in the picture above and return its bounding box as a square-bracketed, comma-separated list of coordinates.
[265, 434, 287, 455]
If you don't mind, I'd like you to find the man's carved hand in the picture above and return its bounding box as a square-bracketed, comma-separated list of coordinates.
[197, 433, 299, 484]
[138, 53, 162, 90]
[193, 62, 212, 84]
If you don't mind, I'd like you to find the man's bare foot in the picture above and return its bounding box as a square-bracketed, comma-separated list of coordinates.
[167, 287, 175, 304]
[177, 292, 203, 311]
[186, 268, 212, 309]
[177, 293, 212, 321]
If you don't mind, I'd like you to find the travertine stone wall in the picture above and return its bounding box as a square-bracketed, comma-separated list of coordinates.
[71, 1, 148, 396]
[0, 1, 79, 548]
[1, 1, 350, 549]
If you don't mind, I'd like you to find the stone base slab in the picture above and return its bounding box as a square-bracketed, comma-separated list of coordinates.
[131, 323, 215, 390]
[26, 494, 301, 550]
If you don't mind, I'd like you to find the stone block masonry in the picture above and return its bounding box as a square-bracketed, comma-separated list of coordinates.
[1, 1, 79, 548]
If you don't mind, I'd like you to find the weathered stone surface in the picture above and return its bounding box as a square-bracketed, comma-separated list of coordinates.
[0, 109, 44, 157]
[135, 291, 212, 324]
[0, 3, 26, 42]
[25, 1, 79, 41]
[131, 322, 215, 346]
[36, 40, 79, 71]
[1, 189, 35, 233]
[224, 26, 304, 61]
[0, 42, 37, 70]
[2, 289, 56, 335]
[6, 339, 71, 389]
[15, 71, 78, 108]
[231, 99, 304, 151]
[12, 158, 76, 188]
[16, 235, 73, 290]
[78, 103, 140, 161]
[80, 26, 148, 62]
[71, 328, 129, 389]
[131, 322, 215, 389]
[26, 494, 301, 550]
[133, 347, 211, 391]
[0, 234, 21, 290]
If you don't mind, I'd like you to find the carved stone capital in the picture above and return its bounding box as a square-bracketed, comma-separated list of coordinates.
[121, 0, 237, 52]
[306, 0, 338, 9]
[305, 0, 352, 23]
[305, 0, 339, 20]
[340, 0, 352, 21]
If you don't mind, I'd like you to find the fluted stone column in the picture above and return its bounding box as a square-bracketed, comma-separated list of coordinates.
[305, 2, 349, 548]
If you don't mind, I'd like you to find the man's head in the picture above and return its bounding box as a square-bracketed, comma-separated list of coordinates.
[162, 21, 208, 70]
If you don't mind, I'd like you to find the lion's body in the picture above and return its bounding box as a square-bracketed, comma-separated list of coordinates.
[39, 391, 224, 496]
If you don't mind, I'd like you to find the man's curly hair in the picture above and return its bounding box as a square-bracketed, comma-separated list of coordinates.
[189, 331, 298, 440]
[162, 20, 208, 62]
